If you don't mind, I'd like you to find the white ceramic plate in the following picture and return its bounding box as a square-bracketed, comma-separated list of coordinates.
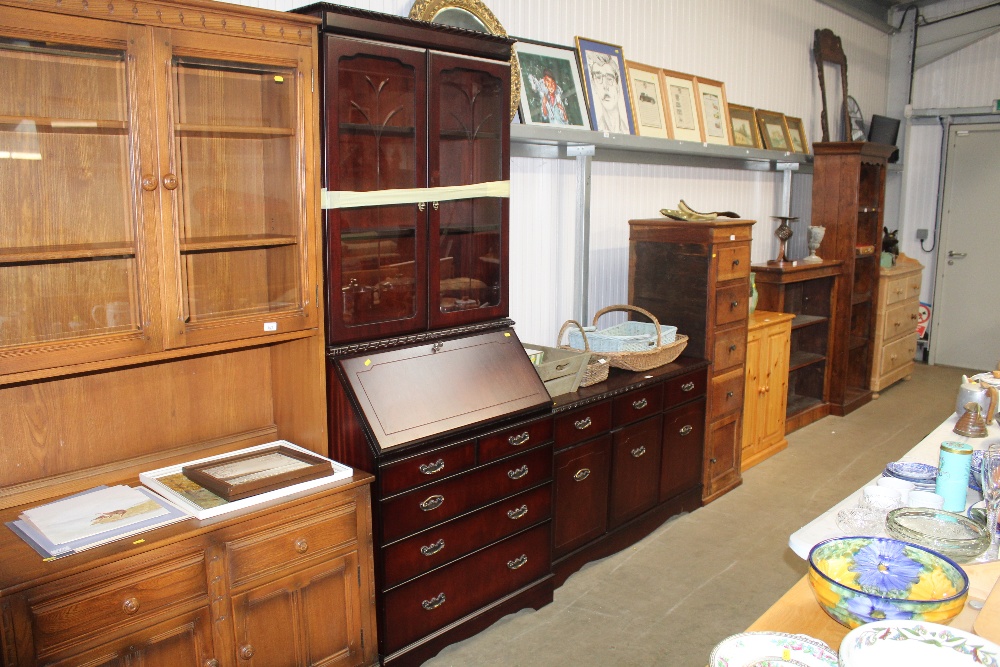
[839, 620, 1000, 666]
[709, 632, 838, 667]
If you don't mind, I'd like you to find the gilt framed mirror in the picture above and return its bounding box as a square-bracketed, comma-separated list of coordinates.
[813, 28, 850, 143]
[409, 0, 521, 120]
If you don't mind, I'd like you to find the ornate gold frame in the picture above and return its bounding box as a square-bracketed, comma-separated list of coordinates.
[409, 0, 521, 120]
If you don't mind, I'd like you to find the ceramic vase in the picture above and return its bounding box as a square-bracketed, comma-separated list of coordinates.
[802, 225, 826, 264]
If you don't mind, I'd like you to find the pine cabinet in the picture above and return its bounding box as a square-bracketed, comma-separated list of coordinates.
[0, 0, 320, 378]
[741, 311, 794, 471]
[871, 256, 923, 396]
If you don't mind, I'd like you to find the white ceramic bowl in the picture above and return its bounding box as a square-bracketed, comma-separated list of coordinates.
[907, 490, 945, 509]
[876, 476, 915, 495]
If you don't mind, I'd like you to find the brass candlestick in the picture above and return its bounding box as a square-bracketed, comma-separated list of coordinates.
[767, 216, 798, 266]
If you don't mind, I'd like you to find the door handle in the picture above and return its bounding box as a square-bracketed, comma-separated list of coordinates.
[947, 251, 967, 258]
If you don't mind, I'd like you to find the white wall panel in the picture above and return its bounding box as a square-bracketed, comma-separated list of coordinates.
[911, 31, 1000, 108]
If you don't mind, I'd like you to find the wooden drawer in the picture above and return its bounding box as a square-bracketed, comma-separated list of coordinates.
[381, 523, 551, 654]
[711, 367, 745, 417]
[716, 245, 751, 283]
[226, 503, 359, 589]
[381, 440, 477, 496]
[907, 273, 923, 299]
[612, 384, 663, 427]
[660, 398, 705, 502]
[381, 445, 553, 543]
[479, 417, 553, 464]
[883, 299, 918, 343]
[609, 415, 663, 527]
[713, 326, 747, 372]
[553, 401, 612, 451]
[28, 551, 208, 658]
[884, 274, 909, 306]
[715, 282, 750, 327]
[382, 484, 551, 589]
[663, 368, 707, 406]
[553, 435, 611, 558]
[881, 334, 917, 377]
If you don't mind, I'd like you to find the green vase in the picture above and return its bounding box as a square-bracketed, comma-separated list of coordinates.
[749, 272, 758, 314]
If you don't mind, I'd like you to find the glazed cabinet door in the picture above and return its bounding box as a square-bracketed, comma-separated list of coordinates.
[0, 8, 161, 376]
[230, 552, 367, 667]
[324, 36, 427, 343]
[427, 52, 509, 329]
[155, 29, 318, 349]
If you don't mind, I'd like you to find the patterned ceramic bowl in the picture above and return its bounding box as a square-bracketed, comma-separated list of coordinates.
[807, 536, 968, 629]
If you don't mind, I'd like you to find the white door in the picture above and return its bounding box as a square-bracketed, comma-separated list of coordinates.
[930, 124, 1000, 371]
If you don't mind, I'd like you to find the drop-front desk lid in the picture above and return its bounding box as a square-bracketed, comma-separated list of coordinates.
[336, 328, 551, 452]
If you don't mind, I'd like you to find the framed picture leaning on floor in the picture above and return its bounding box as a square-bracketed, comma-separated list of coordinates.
[576, 36, 634, 134]
[514, 38, 590, 129]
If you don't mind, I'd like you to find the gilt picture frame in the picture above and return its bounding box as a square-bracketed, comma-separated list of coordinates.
[785, 115, 810, 154]
[695, 76, 731, 146]
[625, 61, 670, 139]
[728, 103, 761, 148]
[575, 37, 635, 135]
[661, 69, 703, 142]
[514, 39, 590, 130]
[755, 108, 793, 151]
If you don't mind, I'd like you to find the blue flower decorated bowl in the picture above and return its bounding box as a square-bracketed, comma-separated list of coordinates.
[807, 536, 969, 629]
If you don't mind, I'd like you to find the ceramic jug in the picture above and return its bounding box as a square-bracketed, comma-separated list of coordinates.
[956, 375, 999, 423]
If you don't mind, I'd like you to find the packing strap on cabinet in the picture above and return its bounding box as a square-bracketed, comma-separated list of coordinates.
[321, 180, 510, 209]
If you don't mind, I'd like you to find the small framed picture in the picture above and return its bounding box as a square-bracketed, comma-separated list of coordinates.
[575, 37, 635, 134]
[661, 69, 703, 142]
[755, 109, 793, 151]
[728, 103, 761, 148]
[785, 116, 810, 154]
[514, 39, 590, 130]
[181, 444, 333, 501]
[625, 61, 669, 139]
[695, 76, 731, 145]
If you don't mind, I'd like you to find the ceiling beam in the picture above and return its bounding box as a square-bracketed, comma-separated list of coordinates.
[816, 0, 896, 32]
[915, 4, 1000, 67]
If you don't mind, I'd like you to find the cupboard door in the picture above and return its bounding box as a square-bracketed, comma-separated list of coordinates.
[428, 52, 509, 329]
[553, 436, 611, 558]
[0, 10, 160, 375]
[325, 36, 427, 343]
[231, 552, 366, 667]
[660, 398, 705, 502]
[156, 30, 317, 348]
[609, 416, 663, 528]
[704, 413, 741, 501]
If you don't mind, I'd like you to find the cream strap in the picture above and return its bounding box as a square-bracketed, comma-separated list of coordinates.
[321, 180, 510, 210]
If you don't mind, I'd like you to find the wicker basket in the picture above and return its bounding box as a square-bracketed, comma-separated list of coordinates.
[558, 320, 610, 387]
[589, 305, 688, 372]
[567, 311, 676, 353]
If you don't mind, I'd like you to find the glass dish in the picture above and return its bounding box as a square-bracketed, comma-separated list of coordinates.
[885, 507, 990, 562]
[837, 506, 884, 535]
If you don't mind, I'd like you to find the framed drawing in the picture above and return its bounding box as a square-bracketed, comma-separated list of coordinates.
[755, 109, 792, 151]
[514, 39, 590, 129]
[695, 76, 731, 145]
[661, 69, 703, 142]
[575, 37, 634, 134]
[785, 116, 810, 154]
[728, 103, 761, 148]
[625, 61, 670, 139]
[182, 444, 333, 501]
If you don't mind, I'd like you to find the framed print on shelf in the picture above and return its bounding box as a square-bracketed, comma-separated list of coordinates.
[728, 103, 761, 148]
[625, 61, 670, 139]
[514, 39, 590, 129]
[181, 444, 334, 501]
[755, 108, 793, 151]
[695, 76, 732, 145]
[785, 115, 810, 154]
[575, 37, 635, 135]
[661, 69, 703, 142]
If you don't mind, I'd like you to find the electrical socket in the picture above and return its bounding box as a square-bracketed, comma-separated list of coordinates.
[916, 229, 929, 241]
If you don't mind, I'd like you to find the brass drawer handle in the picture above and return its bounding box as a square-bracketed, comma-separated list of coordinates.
[681, 381, 695, 392]
[294, 538, 309, 554]
[508, 464, 529, 480]
[573, 468, 591, 482]
[679, 424, 693, 436]
[420, 538, 445, 556]
[631, 445, 646, 458]
[420, 494, 444, 512]
[239, 644, 255, 660]
[122, 597, 140, 615]
[507, 554, 528, 570]
[419, 459, 445, 475]
[507, 504, 529, 520]
[422, 592, 446, 611]
[574, 416, 592, 430]
[632, 398, 648, 410]
[508, 431, 530, 447]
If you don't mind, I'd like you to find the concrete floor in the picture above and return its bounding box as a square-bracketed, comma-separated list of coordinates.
[423, 362, 970, 666]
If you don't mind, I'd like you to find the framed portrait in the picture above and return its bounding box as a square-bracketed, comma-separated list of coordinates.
[755, 109, 793, 151]
[625, 61, 670, 139]
[514, 39, 590, 130]
[728, 103, 761, 148]
[785, 115, 810, 154]
[661, 69, 703, 142]
[695, 77, 731, 145]
[575, 37, 635, 135]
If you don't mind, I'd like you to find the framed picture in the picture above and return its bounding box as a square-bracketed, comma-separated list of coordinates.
[514, 39, 590, 130]
[785, 115, 810, 154]
[695, 77, 731, 145]
[182, 444, 333, 501]
[661, 69, 703, 142]
[575, 37, 635, 134]
[755, 109, 793, 151]
[728, 103, 761, 148]
[625, 61, 670, 139]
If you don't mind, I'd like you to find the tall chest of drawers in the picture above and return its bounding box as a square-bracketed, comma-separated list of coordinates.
[871, 257, 924, 396]
[628, 219, 755, 503]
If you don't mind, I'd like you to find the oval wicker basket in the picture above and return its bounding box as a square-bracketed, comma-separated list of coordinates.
[558, 320, 610, 387]
[589, 305, 688, 372]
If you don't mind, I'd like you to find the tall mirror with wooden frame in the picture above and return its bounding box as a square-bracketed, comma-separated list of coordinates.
[814, 28, 850, 143]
